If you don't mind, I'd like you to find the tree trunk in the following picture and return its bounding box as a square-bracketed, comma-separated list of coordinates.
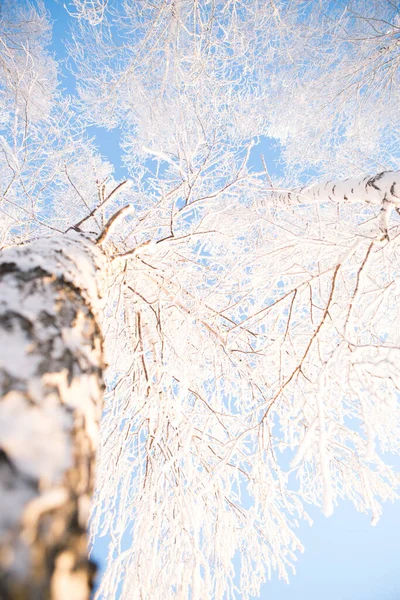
[0, 232, 106, 600]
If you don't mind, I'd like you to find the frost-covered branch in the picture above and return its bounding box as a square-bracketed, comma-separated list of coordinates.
[272, 170, 400, 238]
[2, 1, 400, 599]
[274, 171, 400, 207]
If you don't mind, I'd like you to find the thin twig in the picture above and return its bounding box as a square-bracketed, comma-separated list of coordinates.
[67, 180, 129, 232]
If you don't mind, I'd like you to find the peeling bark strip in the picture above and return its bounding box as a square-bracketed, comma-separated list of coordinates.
[0, 232, 106, 600]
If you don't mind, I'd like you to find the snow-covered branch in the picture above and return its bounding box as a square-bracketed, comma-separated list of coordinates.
[274, 171, 400, 207]
[1, 1, 400, 598]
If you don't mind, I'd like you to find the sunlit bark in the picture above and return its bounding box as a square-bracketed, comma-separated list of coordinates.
[0, 232, 106, 599]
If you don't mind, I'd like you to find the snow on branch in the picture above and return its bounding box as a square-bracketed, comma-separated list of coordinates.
[273, 171, 400, 207]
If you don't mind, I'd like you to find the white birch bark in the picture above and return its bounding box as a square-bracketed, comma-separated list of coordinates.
[275, 171, 400, 207]
[273, 170, 400, 238]
[0, 231, 106, 600]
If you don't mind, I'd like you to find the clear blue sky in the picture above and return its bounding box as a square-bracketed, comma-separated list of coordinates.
[258, 498, 400, 600]
[46, 2, 400, 598]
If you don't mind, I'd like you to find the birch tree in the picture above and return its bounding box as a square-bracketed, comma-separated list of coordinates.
[1, 1, 400, 599]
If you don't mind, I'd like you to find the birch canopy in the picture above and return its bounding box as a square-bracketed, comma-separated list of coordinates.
[0, 1, 400, 599]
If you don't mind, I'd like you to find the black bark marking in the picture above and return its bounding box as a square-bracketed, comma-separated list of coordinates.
[390, 181, 400, 198]
[0, 448, 38, 490]
[366, 171, 385, 191]
[0, 264, 49, 281]
[0, 238, 104, 600]
[0, 311, 33, 334]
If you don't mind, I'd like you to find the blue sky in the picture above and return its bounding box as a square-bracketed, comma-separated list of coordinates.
[259, 498, 400, 600]
[45, 2, 400, 598]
